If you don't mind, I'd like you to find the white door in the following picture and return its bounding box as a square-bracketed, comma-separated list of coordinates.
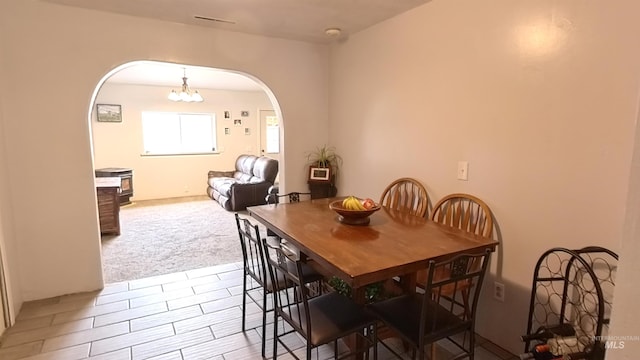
[259, 110, 281, 182]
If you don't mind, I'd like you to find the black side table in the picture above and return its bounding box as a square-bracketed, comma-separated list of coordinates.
[308, 181, 337, 199]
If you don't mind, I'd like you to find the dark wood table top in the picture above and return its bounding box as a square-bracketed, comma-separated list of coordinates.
[248, 197, 499, 289]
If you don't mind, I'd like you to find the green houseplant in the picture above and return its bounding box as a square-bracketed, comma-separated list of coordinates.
[305, 145, 343, 184]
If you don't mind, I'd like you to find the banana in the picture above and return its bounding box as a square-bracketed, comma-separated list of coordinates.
[343, 196, 365, 210]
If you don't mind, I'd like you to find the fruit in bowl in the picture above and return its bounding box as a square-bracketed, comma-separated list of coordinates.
[329, 196, 381, 225]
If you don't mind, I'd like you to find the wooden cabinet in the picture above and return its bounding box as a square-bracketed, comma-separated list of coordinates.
[96, 177, 121, 236]
[308, 181, 337, 199]
[95, 168, 133, 205]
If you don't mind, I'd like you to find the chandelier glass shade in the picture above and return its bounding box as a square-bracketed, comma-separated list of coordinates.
[168, 69, 204, 102]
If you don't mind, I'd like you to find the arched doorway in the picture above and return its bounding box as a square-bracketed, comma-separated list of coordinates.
[89, 60, 285, 283]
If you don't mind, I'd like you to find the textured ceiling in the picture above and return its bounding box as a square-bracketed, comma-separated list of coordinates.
[44, 0, 429, 90]
[42, 0, 429, 43]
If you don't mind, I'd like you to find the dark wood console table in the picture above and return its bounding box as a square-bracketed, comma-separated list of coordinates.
[95, 167, 133, 205]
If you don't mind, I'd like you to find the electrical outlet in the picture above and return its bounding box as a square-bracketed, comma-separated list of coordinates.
[494, 281, 505, 302]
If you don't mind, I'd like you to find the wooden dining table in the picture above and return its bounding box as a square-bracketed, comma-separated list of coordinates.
[247, 197, 499, 358]
[248, 197, 498, 295]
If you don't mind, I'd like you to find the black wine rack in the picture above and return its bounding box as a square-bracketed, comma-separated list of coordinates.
[522, 246, 617, 360]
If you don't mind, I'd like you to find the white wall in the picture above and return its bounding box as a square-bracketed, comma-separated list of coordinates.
[329, 0, 640, 355]
[0, 90, 21, 332]
[607, 96, 640, 358]
[93, 82, 272, 200]
[0, 0, 329, 304]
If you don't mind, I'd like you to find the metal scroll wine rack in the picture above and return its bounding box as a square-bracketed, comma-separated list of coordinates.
[522, 246, 618, 360]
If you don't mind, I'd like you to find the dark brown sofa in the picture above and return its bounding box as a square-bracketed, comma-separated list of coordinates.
[206, 154, 279, 211]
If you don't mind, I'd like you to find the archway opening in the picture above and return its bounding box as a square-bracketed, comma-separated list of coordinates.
[88, 60, 285, 283]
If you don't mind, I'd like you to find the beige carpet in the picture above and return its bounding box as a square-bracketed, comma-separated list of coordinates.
[101, 196, 244, 283]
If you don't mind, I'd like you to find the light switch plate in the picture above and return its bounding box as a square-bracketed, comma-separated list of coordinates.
[457, 161, 468, 181]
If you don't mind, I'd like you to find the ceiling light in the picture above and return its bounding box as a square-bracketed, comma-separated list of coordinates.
[324, 28, 342, 37]
[168, 68, 203, 102]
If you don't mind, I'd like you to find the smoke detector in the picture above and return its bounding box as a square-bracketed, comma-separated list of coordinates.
[324, 28, 342, 37]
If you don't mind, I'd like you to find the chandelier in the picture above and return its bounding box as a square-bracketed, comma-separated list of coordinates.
[168, 68, 204, 102]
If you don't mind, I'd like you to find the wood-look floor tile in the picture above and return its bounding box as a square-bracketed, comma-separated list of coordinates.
[161, 275, 219, 293]
[19, 298, 60, 311]
[198, 294, 243, 314]
[4, 263, 514, 360]
[96, 286, 164, 305]
[90, 324, 175, 356]
[185, 263, 241, 279]
[181, 330, 261, 360]
[191, 277, 242, 295]
[3, 316, 53, 335]
[226, 284, 243, 296]
[173, 307, 241, 335]
[128, 272, 189, 291]
[215, 269, 243, 281]
[17, 297, 97, 321]
[1, 317, 94, 348]
[0, 340, 43, 360]
[80, 348, 131, 360]
[131, 327, 212, 359]
[100, 283, 130, 296]
[129, 288, 194, 309]
[94, 302, 168, 328]
[57, 291, 99, 305]
[20, 343, 90, 360]
[51, 301, 129, 325]
[210, 310, 265, 339]
[42, 321, 130, 352]
[130, 305, 202, 332]
[166, 289, 230, 311]
[145, 351, 183, 360]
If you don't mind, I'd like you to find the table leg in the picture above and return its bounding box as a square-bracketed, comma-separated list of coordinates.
[345, 286, 367, 360]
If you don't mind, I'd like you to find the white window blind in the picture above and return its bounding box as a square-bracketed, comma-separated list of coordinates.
[141, 112, 217, 155]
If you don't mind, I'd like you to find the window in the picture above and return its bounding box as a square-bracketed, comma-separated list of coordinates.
[265, 115, 280, 153]
[141, 112, 217, 155]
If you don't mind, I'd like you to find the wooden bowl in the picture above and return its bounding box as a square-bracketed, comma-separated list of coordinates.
[329, 199, 381, 225]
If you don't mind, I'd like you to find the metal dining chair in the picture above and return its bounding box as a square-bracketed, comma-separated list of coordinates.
[234, 213, 324, 358]
[263, 238, 378, 360]
[425, 193, 494, 319]
[368, 250, 492, 360]
[379, 178, 429, 217]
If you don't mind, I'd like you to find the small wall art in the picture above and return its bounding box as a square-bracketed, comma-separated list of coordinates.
[241, 111, 249, 117]
[234, 119, 242, 126]
[244, 127, 251, 135]
[224, 111, 231, 119]
[96, 104, 122, 122]
[224, 127, 230, 135]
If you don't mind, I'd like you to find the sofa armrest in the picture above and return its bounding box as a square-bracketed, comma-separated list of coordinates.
[208, 170, 234, 178]
[228, 181, 273, 210]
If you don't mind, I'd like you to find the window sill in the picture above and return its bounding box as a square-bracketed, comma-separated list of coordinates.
[140, 151, 220, 157]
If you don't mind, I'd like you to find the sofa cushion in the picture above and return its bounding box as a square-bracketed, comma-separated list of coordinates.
[206, 154, 279, 211]
[209, 177, 236, 197]
[252, 156, 278, 184]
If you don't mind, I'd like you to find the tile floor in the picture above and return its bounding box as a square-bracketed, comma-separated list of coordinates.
[0, 262, 518, 360]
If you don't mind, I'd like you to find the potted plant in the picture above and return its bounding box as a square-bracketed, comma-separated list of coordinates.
[305, 145, 343, 184]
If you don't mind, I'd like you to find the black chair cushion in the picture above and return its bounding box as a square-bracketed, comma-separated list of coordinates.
[282, 292, 377, 346]
[368, 293, 468, 345]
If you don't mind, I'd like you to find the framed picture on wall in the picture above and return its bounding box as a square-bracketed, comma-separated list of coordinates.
[309, 167, 331, 182]
[96, 104, 122, 122]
